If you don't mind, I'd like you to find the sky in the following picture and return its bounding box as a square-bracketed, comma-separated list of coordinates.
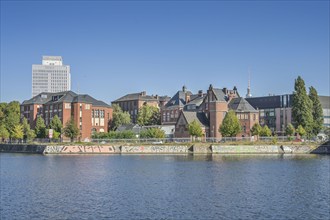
[1, 0, 329, 103]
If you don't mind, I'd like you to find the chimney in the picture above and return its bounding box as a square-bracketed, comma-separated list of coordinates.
[222, 87, 227, 95]
[182, 85, 186, 92]
[185, 93, 190, 103]
[140, 91, 146, 96]
[198, 90, 203, 97]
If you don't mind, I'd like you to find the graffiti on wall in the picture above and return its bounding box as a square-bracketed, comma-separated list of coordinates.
[44, 145, 119, 154]
[121, 145, 188, 153]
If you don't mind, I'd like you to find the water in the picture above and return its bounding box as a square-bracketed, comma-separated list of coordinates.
[1, 154, 329, 220]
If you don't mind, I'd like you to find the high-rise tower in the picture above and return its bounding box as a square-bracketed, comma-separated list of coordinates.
[246, 72, 252, 98]
[32, 56, 71, 97]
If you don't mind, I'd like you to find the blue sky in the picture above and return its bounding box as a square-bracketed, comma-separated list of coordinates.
[1, 1, 329, 103]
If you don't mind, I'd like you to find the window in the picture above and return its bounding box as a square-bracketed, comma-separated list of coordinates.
[85, 104, 90, 110]
[100, 110, 104, 118]
[65, 103, 71, 109]
[253, 114, 256, 120]
[95, 110, 99, 117]
[92, 110, 94, 118]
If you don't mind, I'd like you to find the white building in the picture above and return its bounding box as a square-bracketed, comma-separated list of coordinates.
[32, 56, 71, 97]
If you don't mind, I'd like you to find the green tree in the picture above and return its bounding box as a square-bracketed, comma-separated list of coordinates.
[188, 120, 203, 138]
[137, 104, 160, 126]
[260, 125, 272, 137]
[110, 104, 131, 130]
[296, 125, 306, 137]
[11, 124, 24, 140]
[52, 131, 61, 140]
[292, 76, 313, 135]
[309, 86, 323, 136]
[4, 101, 20, 138]
[63, 118, 79, 142]
[50, 115, 63, 133]
[251, 123, 262, 136]
[35, 115, 47, 138]
[26, 130, 36, 141]
[21, 118, 36, 141]
[140, 128, 165, 139]
[0, 103, 8, 125]
[219, 110, 241, 137]
[285, 123, 295, 136]
[0, 124, 10, 140]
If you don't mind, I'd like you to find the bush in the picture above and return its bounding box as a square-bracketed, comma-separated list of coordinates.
[271, 136, 278, 145]
[92, 130, 136, 139]
[140, 128, 165, 139]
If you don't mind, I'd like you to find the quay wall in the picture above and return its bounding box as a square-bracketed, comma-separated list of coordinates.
[1, 143, 328, 154]
[0, 144, 46, 154]
[120, 145, 188, 154]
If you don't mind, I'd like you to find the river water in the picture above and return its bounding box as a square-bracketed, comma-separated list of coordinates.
[0, 153, 329, 220]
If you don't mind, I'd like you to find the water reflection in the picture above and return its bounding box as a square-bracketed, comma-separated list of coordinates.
[1, 153, 329, 220]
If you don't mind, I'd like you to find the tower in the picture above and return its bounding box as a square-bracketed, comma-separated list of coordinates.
[32, 56, 71, 97]
[246, 71, 252, 98]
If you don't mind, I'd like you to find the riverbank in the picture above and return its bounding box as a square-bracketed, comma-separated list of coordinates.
[1, 142, 329, 154]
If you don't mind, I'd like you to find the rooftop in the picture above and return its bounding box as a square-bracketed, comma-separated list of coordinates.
[229, 97, 258, 112]
[181, 111, 209, 127]
[112, 91, 158, 102]
[22, 91, 110, 107]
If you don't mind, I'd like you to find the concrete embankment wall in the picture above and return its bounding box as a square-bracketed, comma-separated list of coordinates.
[211, 145, 313, 154]
[44, 145, 121, 154]
[310, 141, 330, 154]
[0, 144, 325, 154]
[0, 144, 46, 154]
[120, 145, 189, 154]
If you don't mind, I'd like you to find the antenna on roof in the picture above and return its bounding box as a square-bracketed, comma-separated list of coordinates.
[246, 68, 252, 98]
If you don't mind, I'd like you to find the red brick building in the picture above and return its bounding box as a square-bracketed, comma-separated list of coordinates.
[21, 91, 112, 140]
[174, 84, 259, 138]
[162, 86, 205, 125]
[112, 91, 170, 123]
[228, 97, 259, 137]
[174, 111, 209, 138]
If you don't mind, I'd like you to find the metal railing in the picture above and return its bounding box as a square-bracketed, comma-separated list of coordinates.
[1, 136, 328, 145]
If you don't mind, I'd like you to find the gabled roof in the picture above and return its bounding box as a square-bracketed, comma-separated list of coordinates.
[165, 90, 192, 108]
[22, 91, 110, 108]
[22, 91, 77, 105]
[188, 96, 204, 106]
[229, 97, 258, 112]
[212, 88, 227, 102]
[180, 111, 209, 127]
[113, 92, 158, 102]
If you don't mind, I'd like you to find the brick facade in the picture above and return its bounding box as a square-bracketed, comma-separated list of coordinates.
[21, 91, 112, 140]
[112, 91, 164, 123]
